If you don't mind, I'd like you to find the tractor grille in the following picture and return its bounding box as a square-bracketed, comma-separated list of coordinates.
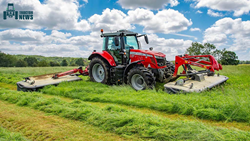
[156, 58, 166, 66]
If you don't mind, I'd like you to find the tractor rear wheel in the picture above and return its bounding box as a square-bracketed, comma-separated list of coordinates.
[89, 57, 110, 84]
[127, 66, 155, 90]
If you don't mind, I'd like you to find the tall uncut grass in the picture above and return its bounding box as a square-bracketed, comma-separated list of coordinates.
[0, 88, 250, 140]
[0, 126, 28, 141]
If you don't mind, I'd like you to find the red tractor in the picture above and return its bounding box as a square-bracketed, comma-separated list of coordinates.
[17, 30, 228, 93]
[88, 29, 175, 90]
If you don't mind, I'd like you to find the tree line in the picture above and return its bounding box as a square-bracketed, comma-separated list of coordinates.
[186, 42, 241, 65]
[0, 51, 86, 67]
[239, 60, 250, 64]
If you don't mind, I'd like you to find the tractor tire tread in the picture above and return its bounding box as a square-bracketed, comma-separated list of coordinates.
[127, 66, 156, 90]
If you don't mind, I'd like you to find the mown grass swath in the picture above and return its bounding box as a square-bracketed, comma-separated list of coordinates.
[0, 88, 250, 140]
[0, 126, 28, 141]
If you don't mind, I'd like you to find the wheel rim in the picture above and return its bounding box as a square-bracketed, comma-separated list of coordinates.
[131, 74, 146, 90]
[92, 63, 105, 82]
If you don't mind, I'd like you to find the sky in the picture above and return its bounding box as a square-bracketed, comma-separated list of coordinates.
[0, 0, 249, 60]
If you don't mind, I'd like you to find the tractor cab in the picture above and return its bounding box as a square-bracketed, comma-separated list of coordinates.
[101, 30, 148, 65]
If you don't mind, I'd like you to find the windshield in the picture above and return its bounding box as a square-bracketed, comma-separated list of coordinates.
[124, 36, 139, 50]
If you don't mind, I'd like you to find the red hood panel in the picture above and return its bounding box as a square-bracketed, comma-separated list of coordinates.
[130, 49, 165, 58]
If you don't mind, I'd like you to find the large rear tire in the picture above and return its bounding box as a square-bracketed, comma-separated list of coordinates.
[127, 66, 155, 90]
[89, 57, 110, 84]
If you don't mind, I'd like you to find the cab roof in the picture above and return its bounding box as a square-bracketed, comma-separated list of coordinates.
[101, 30, 138, 37]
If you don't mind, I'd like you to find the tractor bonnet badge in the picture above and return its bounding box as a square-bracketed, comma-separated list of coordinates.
[3, 3, 33, 20]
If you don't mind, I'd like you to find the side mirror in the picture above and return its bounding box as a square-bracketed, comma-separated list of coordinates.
[144, 35, 149, 44]
[138, 41, 141, 49]
[114, 36, 119, 46]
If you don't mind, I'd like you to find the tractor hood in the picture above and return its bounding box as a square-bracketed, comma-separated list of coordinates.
[130, 49, 166, 58]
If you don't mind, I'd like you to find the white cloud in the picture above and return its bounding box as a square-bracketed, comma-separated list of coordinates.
[0, 29, 45, 41]
[50, 30, 72, 39]
[207, 9, 223, 17]
[203, 18, 250, 53]
[126, 8, 192, 34]
[190, 28, 201, 32]
[171, 33, 198, 40]
[196, 10, 203, 14]
[117, 0, 179, 9]
[0, 0, 90, 31]
[88, 8, 134, 32]
[0, 29, 100, 57]
[195, 0, 250, 16]
[87, 8, 192, 34]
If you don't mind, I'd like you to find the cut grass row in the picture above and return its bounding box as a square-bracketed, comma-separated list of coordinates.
[2, 82, 250, 132]
[0, 126, 28, 141]
[0, 88, 250, 140]
[0, 100, 127, 141]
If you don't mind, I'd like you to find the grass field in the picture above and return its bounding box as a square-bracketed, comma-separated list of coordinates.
[0, 65, 249, 140]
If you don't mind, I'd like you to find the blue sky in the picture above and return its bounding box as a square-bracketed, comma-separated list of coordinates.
[0, 0, 249, 60]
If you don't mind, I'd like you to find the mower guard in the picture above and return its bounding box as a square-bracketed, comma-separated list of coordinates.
[17, 73, 82, 91]
[164, 74, 228, 93]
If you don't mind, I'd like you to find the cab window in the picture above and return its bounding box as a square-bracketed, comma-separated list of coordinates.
[102, 37, 105, 50]
[107, 37, 121, 50]
[124, 36, 139, 50]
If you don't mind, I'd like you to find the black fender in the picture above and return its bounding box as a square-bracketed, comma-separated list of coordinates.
[123, 60, 144, 82]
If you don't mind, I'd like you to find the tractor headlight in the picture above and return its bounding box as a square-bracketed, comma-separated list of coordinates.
[155, 56, 166, 66]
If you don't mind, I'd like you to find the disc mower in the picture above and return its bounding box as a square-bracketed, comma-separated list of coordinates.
[17, 29, 228, 93]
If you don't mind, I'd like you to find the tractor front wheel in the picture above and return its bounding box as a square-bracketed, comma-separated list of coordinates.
[89, 57, 110, 84]
[166, 61, 175, 74]
[127, 66, 155, 90]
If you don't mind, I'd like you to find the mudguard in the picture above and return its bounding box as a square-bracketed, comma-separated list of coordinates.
[88, 51, 116, 66]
